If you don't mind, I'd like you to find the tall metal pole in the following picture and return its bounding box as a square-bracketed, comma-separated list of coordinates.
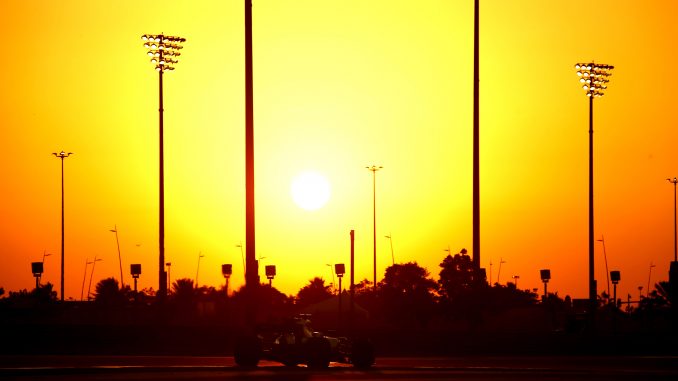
[245, 0, 257, 289]
[53, 151, 72, 301]
[668, 178, 678, 262]
[597, 236, 610, 299]
[588, 95, 596, 310]
[111, 225, 124, 289]
[366, 166, 382, 291]
[158, 68, 166, 300]
[472, 0, 480, 277]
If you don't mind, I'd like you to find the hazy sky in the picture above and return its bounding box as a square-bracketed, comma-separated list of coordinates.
[1, 0, 677, 301]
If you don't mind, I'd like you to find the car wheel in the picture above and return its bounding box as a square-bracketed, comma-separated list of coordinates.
[350, 338, 374, 369]
[305, 337, 331, 369]
[234, 334, 262, 368]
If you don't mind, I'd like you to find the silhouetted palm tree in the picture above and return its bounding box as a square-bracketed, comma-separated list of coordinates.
[94, 277, 126, 306]
[172, 278, 196, 304]
[296, 277, 332, 308]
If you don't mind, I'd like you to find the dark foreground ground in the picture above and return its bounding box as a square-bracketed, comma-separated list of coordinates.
[1, 355, 677, 381]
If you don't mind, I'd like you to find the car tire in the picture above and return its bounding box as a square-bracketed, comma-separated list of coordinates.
[305, 337, 331, 369]
[234, 334, 262, 368]
[350, 338, 375, 369]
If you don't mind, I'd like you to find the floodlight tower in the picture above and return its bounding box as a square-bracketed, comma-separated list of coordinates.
[574, 62, 614, 314]
[141, 33, 186, 300]
[366, 165, 383, 291]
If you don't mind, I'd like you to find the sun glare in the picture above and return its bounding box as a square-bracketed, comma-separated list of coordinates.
[290, 171, 331, 211]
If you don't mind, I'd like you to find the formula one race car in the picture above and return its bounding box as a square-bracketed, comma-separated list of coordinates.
[234, 315, 374, 368]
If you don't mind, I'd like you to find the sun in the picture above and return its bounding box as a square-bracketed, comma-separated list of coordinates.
[290, 171, 331, 211]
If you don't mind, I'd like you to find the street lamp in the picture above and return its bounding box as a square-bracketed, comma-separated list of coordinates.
[647, 262, 656, 297]
[596, 236, 611, 301]
[80, 258, 93, 301]
[610, 270, 620, 308]
[41, 251, 52, 284]
[385, 234, 395, 265]
[87, 256, 103, 301]
[265, 265, 276, 287]
[325, 264, 336, 293]
[366, 165, 383, 291]
[222, 264, 232, 296]
[130, 264, 142, 301]
[110, 225, 124, 289]
[667, 178, 677, 263]
[141, 33, 186, 300]
[196, 252, 205, 289]
[165, 262, 172, 294]
[574, 62, 614, 313]
[236, 243, 246, 282]
[496, 258, 506, 285]
[540, 269, 551, 300]
[335, 263, 345, 330]
[31, 262, 44, 289]
[52, 150, 73, 301]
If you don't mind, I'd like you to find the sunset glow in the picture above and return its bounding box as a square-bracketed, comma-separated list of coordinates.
[1, 1, 677, 302]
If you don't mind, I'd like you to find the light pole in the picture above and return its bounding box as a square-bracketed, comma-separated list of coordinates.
[131, 264, 141, 302]
[647, 262, 656, 297]
[110, 225, 124, 289]
[540, 269, 551, 300]
[80, 258, 93, 301]
[236, 243, 246, 282]
[222, 264, 232, 296]
[366, 165, 383, 291]
[667, 178, 677, 262]
[597, 236, 611, 300]
[326, 264, 336, 293]
[610, 270, 620, 307]
[497, 258, 506, 285]
[41, 251, 52, 284]
[141, 33, 186, 300]
[574, 62, 614, 314]
[165, 262, 172, 293]
[335, 263, 345, 330]
[512, 275, 520, 289]
[53, 151, 72, 301]
[265, 265, 276, 287]
[196, 252, 205, 289]
[385, 234, 395, 265]
[87, 256, 102, 301]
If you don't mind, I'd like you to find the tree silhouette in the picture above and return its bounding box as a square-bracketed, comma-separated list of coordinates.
[94, 277, 126, 306]
[172, 278, 196, 304]
[296, 277, 332, 308]
[379, 262, 437, 327]
[438, 251, 474, 302]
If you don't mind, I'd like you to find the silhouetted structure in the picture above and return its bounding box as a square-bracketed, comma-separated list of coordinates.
[366, 165, 383, 291]
[52, 150, 72, 301]
[141, 33, 186, 300]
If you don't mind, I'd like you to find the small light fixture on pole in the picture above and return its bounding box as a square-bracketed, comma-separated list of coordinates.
[384, 234, 395, 265]
[596, 236, 611, 302]
[335, 263, 345, 330]
[610, 270, 620, 308]
[265, 265, 276, 287]
[366, 165, 383, 291]
[141, 33, 186, 300]
[512, 275, 520, 289]
[130, 264, 142, 302]
[195, 252, 205, 289]
[236, 243, 246, 282]
[165, 262, 172, 293]
[540, 269, 551, 300]
[110, 225, 124, 289]
[574, 61, 614, 316]
[222, 264, 232, 296]
[87, 256, 102, 301]
[497, 258, 506, 285]
[326, 264, 336, 293]
[31, 262, 44, 289]
[52, 150, 73, 301]
[81, 258, 92, 301]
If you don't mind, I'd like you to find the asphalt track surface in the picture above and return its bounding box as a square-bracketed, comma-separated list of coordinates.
[1, 355, 677, 380]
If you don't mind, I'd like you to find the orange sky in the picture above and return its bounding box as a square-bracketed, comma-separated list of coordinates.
[1, 0, 677, 301]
